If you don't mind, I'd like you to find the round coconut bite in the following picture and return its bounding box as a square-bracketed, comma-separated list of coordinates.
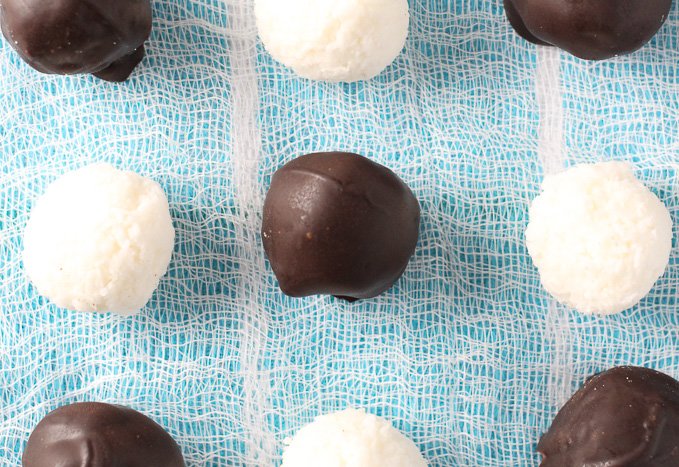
[23, 163, 175, 316]
[23, 402, 185, 467]
[538, 366, 679, 467]
[281, 408, 427, 467]
[255, 0, 409, 82]
[525, 162, 672, 315]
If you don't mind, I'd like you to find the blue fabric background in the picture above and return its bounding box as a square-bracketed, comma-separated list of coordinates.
[1, 0, 679, 465]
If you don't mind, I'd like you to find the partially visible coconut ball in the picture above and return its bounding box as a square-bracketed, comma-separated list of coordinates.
[23, 163, 175, 316]
[281, 408, 427, 467]
[526, 162, 672, 315]
[255, 0, 409, 82]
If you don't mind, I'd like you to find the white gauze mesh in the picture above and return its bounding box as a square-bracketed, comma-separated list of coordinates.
[1, 0, 679, 465]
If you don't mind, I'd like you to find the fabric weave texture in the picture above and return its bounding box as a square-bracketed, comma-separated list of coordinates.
[1, 0, 679, 465]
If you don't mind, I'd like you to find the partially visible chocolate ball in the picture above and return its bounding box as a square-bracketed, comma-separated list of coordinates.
[504, 0, 672, 60]
[261, 151, 420, 300]
[1, 0, 152, 81]
[538, 366, 679, 466]
[23, 402, 185, 467]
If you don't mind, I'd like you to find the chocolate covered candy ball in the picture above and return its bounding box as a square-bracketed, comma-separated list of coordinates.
[23, 163, 175, 316]
[1, 0, 152, 81]
[23, 402, 185, 467]
[504, 0, 672, 60]
[538, 366, 679, 466]
[261, 151, 420, 300]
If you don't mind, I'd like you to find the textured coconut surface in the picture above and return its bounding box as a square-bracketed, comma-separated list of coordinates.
[1, 0, 679, 465]
[255, 0, 409, 82]
[526, 162, 672, 316]
[23, 163, 175, 316]
[280, 408, 427, 467]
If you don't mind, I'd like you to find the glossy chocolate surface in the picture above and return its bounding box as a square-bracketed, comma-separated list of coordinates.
[504, 0, 672, 60]
[1, 0, 152, 81]
[538, 366, 679, 466]
[261, 151, 420, 300]
[23, 402, 185, 467]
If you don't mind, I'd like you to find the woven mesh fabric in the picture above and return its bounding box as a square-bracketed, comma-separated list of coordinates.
[1, 0, 679, 465]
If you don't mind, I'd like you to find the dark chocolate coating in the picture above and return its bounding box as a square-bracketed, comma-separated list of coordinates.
[538, 366, 679, 466]
[22, 402, 185, 467]
[261, 151, 420, 300]
[0, 0, 152, 81]
[504, 0, 672, 60]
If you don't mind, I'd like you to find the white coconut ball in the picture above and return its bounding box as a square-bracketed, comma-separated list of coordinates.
[281, 408, 427, 467]
[526, 161, 672, 315]
[255, 0, 409, 82]
[23, 163, 175, 316]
